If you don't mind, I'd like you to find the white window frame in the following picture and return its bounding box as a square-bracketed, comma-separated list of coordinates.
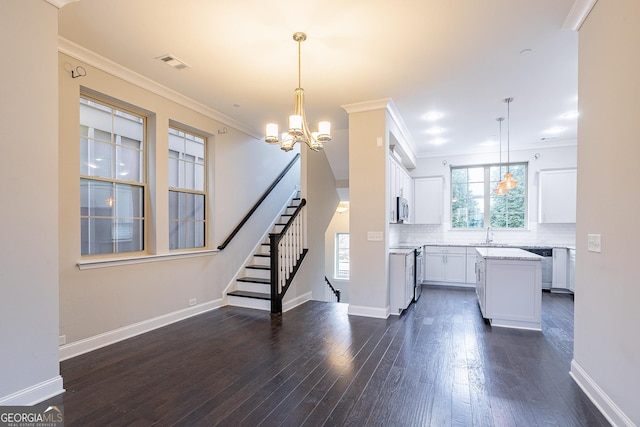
[80, 95, 147, 256]
[168, 126, 207, 250]
[450, 163, 528, 229]
[335, 233, 350, 279]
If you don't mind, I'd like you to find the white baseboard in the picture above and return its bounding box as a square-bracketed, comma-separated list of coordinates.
[570, 359, 635, 427]
[0, 375, 64, 406]
[59, 299, 223, 361]
[348, 304, 389, 319]
[283, 292, 312, 312]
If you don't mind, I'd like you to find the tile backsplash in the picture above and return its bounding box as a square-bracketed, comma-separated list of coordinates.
[390, 222, 576, 248]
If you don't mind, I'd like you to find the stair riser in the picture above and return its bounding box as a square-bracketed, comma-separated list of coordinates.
[244, 268, 270, 280]
[227, 295, 270, 311]
[236, 281, 271, 294]
[252, 256, 270, 266]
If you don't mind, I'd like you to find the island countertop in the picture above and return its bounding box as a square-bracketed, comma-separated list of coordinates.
[475, 247, 543, 261]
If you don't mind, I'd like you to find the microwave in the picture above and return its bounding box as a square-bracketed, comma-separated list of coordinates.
[396, 196, 409, 223]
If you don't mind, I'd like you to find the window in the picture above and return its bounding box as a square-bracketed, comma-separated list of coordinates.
[80, 97, 145, 255]
[335, 233, 350, 279]
[451, 163, 526, 229]
[168, 127, 206, 250]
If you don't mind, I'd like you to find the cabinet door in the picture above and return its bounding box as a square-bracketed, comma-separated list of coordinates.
[569, 249, 576, 292]
[414, 177, 444, 224]
[539, 169, 577, 223]
[475, 256, 486, 317]
[552, 247, 569, 289]
[444, 252, 466, 282]
[424, 253, 445, 281]
[465, 248, 478, 284]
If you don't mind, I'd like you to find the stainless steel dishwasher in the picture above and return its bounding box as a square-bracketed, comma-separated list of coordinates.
[521, 247, 553, 289]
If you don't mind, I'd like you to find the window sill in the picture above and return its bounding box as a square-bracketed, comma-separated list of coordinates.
[77, 249, 219, 270]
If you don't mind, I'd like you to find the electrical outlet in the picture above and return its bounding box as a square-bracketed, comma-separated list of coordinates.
[587, 234, 602, 253]
[367, 231, 383, 241]
[59, 335, 66, 346]
[188, 299, 197, 307]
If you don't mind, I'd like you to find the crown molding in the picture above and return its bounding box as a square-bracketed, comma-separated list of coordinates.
[58, 36, 261, 139]
[45, 0, 79, 8]
[562, 0, 598, 31]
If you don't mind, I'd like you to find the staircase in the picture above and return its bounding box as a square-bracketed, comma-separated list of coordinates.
[226, 196, 302, 311]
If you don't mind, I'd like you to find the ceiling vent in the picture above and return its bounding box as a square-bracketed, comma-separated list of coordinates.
[155, 54, 190, 70]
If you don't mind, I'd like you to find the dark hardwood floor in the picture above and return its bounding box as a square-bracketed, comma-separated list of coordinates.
[44, 286, 610, 426]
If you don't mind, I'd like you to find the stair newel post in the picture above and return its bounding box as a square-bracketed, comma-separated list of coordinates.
[269, 233, 282, 314]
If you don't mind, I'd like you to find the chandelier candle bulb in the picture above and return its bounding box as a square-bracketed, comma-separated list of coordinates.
[318, 121, 331, 140]
[289, 115, 303, 134]
[266, 123, 279, 143]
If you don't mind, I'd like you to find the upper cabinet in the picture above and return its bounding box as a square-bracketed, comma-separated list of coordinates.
[390, 156, 413, 223]
[538, 169, 577, 223]
[413, 176, 444, 224]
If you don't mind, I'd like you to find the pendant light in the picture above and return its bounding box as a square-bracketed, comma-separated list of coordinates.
[501, 97, 518, 190]
[493, 117, 507, 195]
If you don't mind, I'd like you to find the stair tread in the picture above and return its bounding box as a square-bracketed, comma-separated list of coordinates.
[246, 264, 270, 270]
[254, 253, 270, 257]
[227, 290, 270, 300]
[237, 277, 270, 284]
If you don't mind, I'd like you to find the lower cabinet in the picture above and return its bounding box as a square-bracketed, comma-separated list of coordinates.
[475, 252, 542, 330]
[389, 251, 415, 315]
[552, 247, 569, 290]
[424, 246, 466, 283]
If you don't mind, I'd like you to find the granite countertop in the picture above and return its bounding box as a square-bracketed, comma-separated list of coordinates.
[475, 247, 544, 261]
[415, 243, 574, 249]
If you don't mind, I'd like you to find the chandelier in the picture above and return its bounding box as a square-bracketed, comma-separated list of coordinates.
[265, 32, 331, 152]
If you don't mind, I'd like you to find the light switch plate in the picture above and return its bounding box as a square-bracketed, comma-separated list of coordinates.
[587, 234, 602, 253]
[367, 231, 383, 241]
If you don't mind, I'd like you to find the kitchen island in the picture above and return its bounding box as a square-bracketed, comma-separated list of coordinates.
[475, 247, 543, 330]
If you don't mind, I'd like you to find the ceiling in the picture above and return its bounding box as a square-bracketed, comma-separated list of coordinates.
[57, 0, 579, 181]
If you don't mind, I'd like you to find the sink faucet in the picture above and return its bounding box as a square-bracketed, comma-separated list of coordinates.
[485, 226, 493, 244]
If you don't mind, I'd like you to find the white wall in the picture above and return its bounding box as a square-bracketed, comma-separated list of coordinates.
[58, 50, 299, 351]
[346, 105, 391, 318]
[572, 1, 640, 425]
[391, 145, 577, 247]
[0, 1, 63, 404]
[324, 208, 350, 302]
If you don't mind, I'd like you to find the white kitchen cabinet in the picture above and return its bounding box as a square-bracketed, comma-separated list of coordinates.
[568, 248, 576, 292]
[389, 157, 413, 223]
[475, 254, 486, 317]
[413, 176, 444, 224]
[539, 169, 577, 223]
[389, 251, 415, 315]
[466, 247, 479, 284]
[552, 247, 569, 290]
[475, 248, 542, 330]
[424, 246, 466, 283]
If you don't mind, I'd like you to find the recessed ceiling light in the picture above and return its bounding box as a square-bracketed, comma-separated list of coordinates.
[430, 137, 446, 145]
[562, 111, 579, 119]
[424, 112, 442, 121]
[545, 127, 566, 135]
[426, 127, 444, 135]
